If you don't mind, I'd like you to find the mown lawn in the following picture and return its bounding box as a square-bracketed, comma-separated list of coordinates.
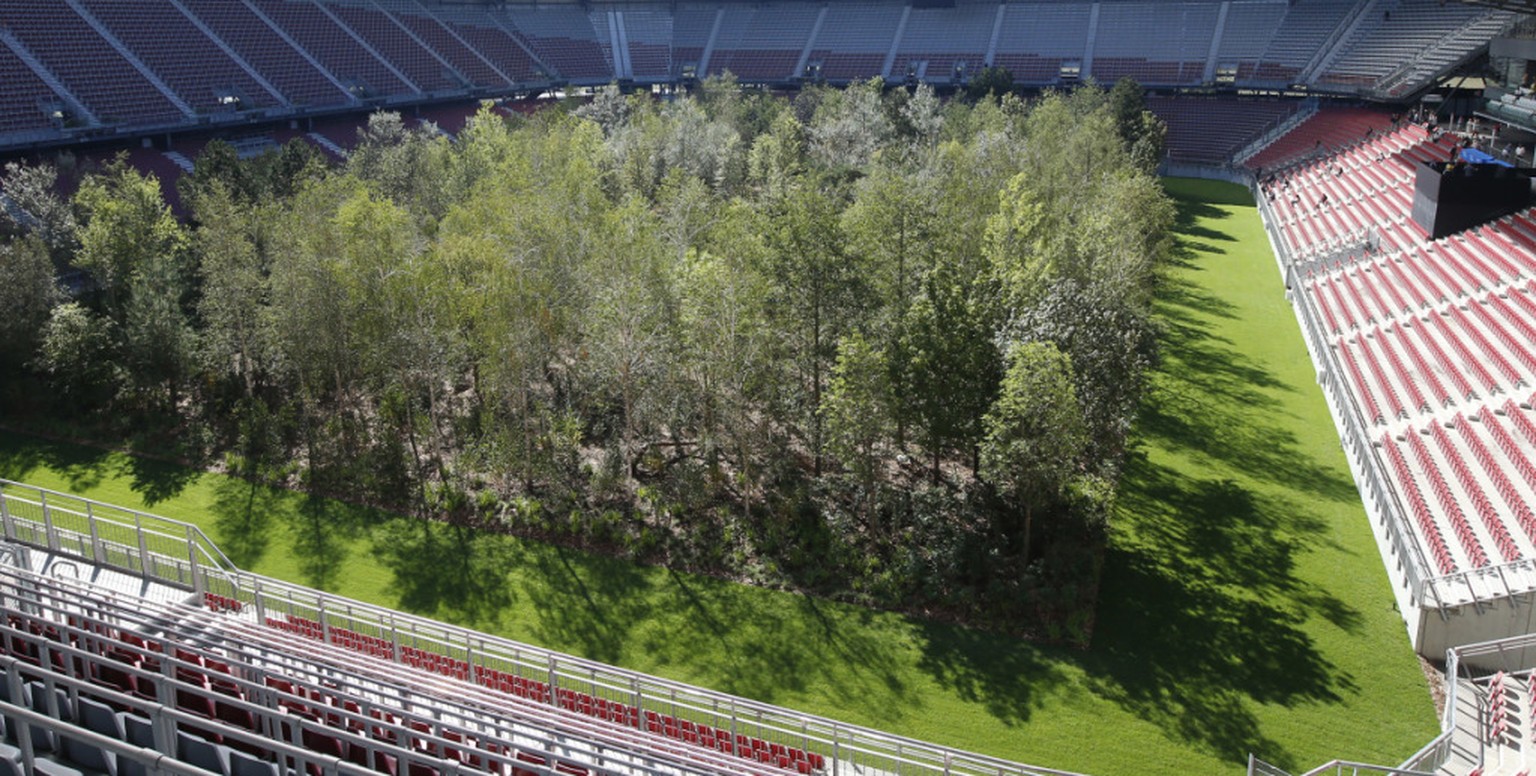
[0, 178, 1437, 775]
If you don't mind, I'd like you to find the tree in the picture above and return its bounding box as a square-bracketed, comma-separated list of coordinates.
[579, 197, 675, 478]
[747, 111, 807, 203]
[574, 82, 632, 137]
[980, 341, 1086, 563]
[673, 199, 777, 516]
[902, 263, 1001, 481]
[964, 66, 1014, 103]
[0, 236, 61, 367]
[821, 332, 889, 486]
[349, 111, 450, 220]
[1107, 77, 1166, 174]
[123, 247, 197, 414]
[842, 162, 942, 447]
[264, 139, 328, 202]
[808, 78, 891, 172]
[35, 302, 118, 412]
[195, 184, 274, 401]
[0, 161, 76, 253]
[767, 184, 865, 475]
[901, 84, 944, 152]
[180, 139, 261, 216]
[73, 157, 185, 320]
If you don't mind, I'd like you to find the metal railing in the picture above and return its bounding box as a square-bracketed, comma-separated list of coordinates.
[1234, 99, 1320, 167]
[0, 480, 238, 596]
[1278, 259, 1442, 615]
[1247, 622, 1516, 776]
[0, 480, 1088, 776]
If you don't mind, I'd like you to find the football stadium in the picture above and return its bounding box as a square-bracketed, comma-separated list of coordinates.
[6, 0, 1536, 774]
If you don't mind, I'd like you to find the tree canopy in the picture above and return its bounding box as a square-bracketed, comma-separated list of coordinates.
[0, 79, 1172, 639]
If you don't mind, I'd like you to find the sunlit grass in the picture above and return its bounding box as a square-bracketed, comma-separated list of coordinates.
[0, 178, 1437, 775]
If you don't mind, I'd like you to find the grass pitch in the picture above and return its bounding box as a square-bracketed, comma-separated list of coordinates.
[0, 178, 1437, 775]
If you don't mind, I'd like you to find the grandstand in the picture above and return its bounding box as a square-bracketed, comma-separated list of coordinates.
[0, 0, 1518, 153]
[1246, 108, 1536, 660]
[0, 480, 1089, 776]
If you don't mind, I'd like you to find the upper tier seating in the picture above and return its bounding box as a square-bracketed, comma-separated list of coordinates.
[247, 0, 413, 98]
[430, 7, 544, 83]
[499, 7, 611, 81]
[371, 1, 511, 91]
[1317, 0, 1505, 92]
[178, 0, 351, 108]
[78, 0, 282, 113]
[706, 5, 819, 81]
[0, 0, 1517, 148]
[0, 0, 184, 125]
[0, 42, 65, 136]
[1091, 2, 1218, 86]
[889, 0, 994, 83]
[806, 3, 900, 81]
[326, 2, 462, 94]
[992, 2, 1092, 84]
[1247, 0, 1352, 84]
[618, 9, 673, 80]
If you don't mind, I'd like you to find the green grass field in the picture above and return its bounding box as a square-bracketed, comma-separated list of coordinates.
[0, 178, 1438, 775]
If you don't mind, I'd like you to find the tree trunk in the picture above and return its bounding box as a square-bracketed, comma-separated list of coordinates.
[1022, 502, 1033, 566]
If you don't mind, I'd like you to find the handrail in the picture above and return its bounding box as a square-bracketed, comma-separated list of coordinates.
[0, 480, 1089, 776]
[235, 566, 1089, 776]
[0, 479, 240, 595]
[1234, 99, 1319, 166]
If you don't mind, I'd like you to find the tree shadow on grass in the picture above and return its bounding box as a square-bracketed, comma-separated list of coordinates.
[913, 622, 1069, 728]
[278, 495, 374, 591]
[636, 576, 917, 727]
[0, 432, 114, 493]
[116, 453, 199, 507]
[520, 543, 659, 668]
[1086, 459, 1361, 770]
[208, 475, 287, 569]
[371, 520, 519, 630]
[517, 546, 917, 727]
[1076, 181, 1363, 769]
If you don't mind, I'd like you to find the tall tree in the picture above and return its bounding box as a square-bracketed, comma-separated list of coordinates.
[980, 341, 1086, 563]
[821, 332, 890, 487]
[1, 161, 76, 253]
[808, 78, 891, 172]
[73, 157, 185, 320]
[35, 302, 118, 412]
[767, 184, 864, 474]
[0, 236, 61, 368]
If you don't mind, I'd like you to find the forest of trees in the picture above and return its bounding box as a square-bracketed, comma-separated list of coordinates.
[0, 77, 1172, 641]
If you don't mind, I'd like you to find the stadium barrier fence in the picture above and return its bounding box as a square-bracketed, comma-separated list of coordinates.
[0, 480, 1090, 776]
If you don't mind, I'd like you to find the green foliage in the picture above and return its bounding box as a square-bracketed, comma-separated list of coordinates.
[35, 302, 118, 411]
[0, 179, 1440, 776]
[0, 236, 61, 367]
[980, 341, 1085, 507]
[4, 86, 1175, 632]
[964, 66, 1015, 103]
[1, 161, 77, 253]
[73, 156, 186, 319]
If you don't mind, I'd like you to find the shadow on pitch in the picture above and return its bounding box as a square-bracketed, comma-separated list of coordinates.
[0, 432, 114, 494]
[516, 544, 918, 727]
[1078, 184, 1363, 769]
[209, 475, 280, 568]
[372, 519, 519, 630]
